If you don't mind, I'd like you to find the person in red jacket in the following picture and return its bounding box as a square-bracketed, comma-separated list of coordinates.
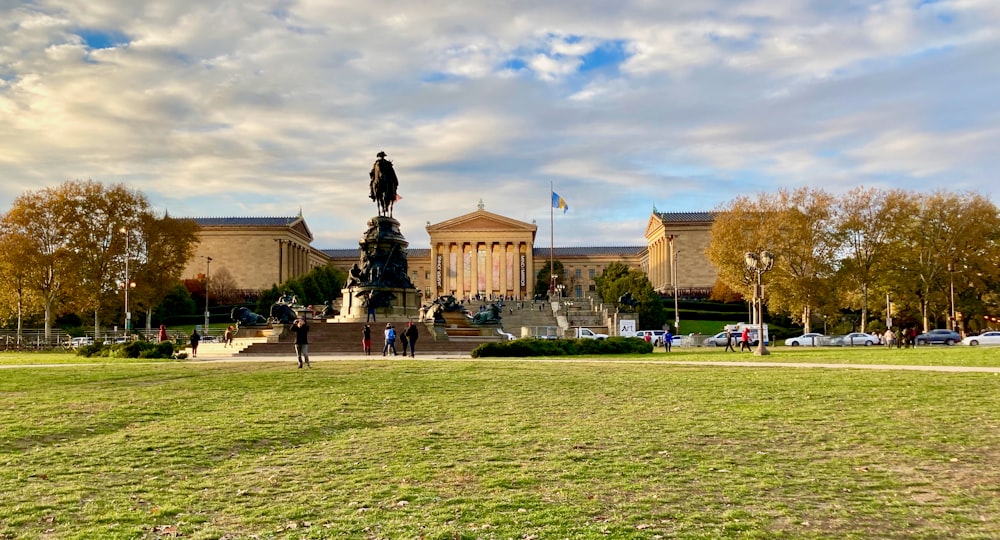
[740, 327, 751, 352]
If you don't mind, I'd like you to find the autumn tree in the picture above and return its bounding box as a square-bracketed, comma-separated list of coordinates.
[594, 261, 667, 330]
[129, 212, 200, 329]
[706, 188, 837, 332]
[833, 188, 916, 332]
[0, 181, 199, 341]
[0, 230, 42, 342]
[1, 188, 77, 341]
[893, 191, 1000, 331]
[535, 260, 565, 298]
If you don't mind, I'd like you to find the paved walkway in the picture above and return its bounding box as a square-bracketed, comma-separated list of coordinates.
[4, 353, 1000, 373]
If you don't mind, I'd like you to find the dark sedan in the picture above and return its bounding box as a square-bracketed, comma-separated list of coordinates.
[915, 329, 961, 346]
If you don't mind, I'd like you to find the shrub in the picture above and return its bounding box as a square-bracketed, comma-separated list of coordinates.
[76, 340, 176, 359]
[471, 337, 652, 358]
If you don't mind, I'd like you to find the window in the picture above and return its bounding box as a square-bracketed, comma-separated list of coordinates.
[575, 285, 583, 297]
[575, 269, 582, 279]
[589, 269, 595, 279]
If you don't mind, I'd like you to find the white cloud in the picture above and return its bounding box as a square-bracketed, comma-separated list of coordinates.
[0, 0, 998, 248]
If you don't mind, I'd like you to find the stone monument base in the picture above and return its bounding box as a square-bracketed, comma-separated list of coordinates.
[332, 286, 421, 323]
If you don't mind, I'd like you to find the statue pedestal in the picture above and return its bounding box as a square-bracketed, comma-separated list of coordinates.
[333, 286, 421, 323]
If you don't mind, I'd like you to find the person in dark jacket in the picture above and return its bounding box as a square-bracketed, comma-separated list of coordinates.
[189, 329, 201, 358]
[289, 318, 310, 368]
[362, 324, 372, 356]
[404, 321, 419, 358]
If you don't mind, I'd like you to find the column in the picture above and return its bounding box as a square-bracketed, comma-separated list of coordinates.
[429, 242, 439, 297]
[485, 243, 494, 296]
[525, 242, 534, 298]
[456, 242, 466, 299]
[498, 241, 507, 295]
[470, 243, 479, 297]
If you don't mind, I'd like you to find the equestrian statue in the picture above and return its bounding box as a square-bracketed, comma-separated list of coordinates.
[369, 151, 399, 217]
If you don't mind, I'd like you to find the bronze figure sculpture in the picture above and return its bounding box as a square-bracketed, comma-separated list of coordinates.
[369, 151, 398, 217]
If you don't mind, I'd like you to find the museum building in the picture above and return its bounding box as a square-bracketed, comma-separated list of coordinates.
[182, 206, 717, 301]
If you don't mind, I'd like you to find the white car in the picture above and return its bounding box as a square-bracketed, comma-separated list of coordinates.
[635, 330, 666, 344]
[784, 333, 826, 347]
[835, 332, 881, 346]
[961, 331, 1000, 346]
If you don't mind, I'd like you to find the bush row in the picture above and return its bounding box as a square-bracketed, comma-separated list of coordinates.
[471, 336, 653, 358]
[76, 341, 182, 359]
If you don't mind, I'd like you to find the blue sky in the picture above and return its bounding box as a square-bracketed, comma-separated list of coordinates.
[0, 0, 997, 249]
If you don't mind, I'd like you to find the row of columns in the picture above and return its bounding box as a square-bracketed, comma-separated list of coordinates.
[648, 234, 676, 291]
[277, 239, 311, 283]
[429, 240, 533, 299]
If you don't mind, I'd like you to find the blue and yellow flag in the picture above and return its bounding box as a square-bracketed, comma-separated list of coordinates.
[551, 192, 569, 214]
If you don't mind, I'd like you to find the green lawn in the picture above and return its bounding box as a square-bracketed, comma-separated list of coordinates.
[1, 355, 998, 539]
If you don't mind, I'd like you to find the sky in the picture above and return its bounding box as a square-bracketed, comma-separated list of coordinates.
[1, 0, 998, 249]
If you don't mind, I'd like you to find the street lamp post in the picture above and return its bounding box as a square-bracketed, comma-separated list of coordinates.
[744, 250, 776, 356]
[120, 227, 131, 332]
[947, 263, 956, 330]
[673, 249, 680, 335]
[204, 257, 212, 334]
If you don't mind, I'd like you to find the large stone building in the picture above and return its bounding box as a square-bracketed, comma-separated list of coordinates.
[182, 207, 718, 300]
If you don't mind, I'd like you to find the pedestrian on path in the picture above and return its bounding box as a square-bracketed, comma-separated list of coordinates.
[405, 321, 419, 357]
[400, 325, 409, 356]
[224, 325, 234, 348]
[289, 318, 310, 368]
[383, 324, 397, 356]
[362, 324, 372, 356]
[189, 329, 201, 358]
[724, 329, 736, 352]
[740, 327, 751, 352]
[664, 329, 672, 352]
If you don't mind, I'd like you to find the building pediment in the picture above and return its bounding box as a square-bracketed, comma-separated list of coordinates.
[427, 209, 537, 235]
[644, 213, 665, 240]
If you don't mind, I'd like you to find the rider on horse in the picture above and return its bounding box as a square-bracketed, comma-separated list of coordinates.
[369, 151, 399, 217]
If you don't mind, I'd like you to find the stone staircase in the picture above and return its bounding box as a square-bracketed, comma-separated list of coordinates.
[235, 320, 490, 356]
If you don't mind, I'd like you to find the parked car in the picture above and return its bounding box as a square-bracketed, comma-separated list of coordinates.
[784, 333, 826, 347]
[64, 336, 94, 348]
[834, 332, 881, 346]
[961, 331, 1000, 346]
[703, 331, 740, 347]
[635, 330, 666, 345]
[915, 329, 961, 346]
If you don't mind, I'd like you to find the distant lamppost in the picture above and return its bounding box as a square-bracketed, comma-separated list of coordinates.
[204, 256, 213, 334]
[120, 227, 132, 332]
[947, 262, 956, 330]
[744, 250, 776, 356]
[556, 283, 565, 299]
[673, 248, 680, 334]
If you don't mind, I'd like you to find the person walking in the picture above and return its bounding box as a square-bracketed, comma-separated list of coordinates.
[884, 328, 895, 348]
[362, 324, 372, 356]
[189, 329, 201, 358]
[158, 324, 168, 343]
[223, 325, 234, 348]
[405, 321, 419, 357]
[399, 324, 409, 356]
[289, 318, 310, 368]
[723, 329, 736, 352]
[383, 323, 397, 356]
[664, 329, 672, 352]
[740, 327, 751, 352]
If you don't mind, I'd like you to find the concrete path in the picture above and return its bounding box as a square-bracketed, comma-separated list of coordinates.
[4, 353, 1000, 373]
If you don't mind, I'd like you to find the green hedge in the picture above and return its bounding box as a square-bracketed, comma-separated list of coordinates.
[471, 337, 653, 358]
[76, 341, 178, 359]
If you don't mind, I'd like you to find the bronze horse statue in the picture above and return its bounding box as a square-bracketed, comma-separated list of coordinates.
[369, 151, 398, 217]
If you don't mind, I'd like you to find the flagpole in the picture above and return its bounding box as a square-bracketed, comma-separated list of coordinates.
[550, 181, 555, 298]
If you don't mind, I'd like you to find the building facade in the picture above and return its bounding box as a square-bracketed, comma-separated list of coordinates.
[185, 209, 719, 299]
[183, 216, 327, 291]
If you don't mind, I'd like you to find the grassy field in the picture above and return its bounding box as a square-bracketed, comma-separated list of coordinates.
[1, 353, 999, 539]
